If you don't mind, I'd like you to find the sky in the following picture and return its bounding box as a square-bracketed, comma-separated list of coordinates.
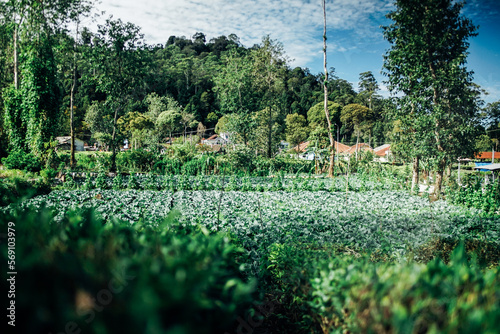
[88, 0, 500, 104]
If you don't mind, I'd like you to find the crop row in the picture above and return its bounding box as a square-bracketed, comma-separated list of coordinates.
[9, 189, 499, 271]
[60, 173, 408, 192]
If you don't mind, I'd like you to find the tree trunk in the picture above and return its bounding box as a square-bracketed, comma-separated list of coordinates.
[411, 156, 419, 194]
[445, 163, 452, 181]
[14, 27, 18, 90]
[110, 107, 120, 172]
[355, 131, 359, 161]
[434, 159, 445, 198]
[70, 24, 78, 168]
[322, 0, 334, 177]
[267, 106, 273, 158]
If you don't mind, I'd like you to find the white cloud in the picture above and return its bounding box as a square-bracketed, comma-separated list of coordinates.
[91, 0, 393, 70]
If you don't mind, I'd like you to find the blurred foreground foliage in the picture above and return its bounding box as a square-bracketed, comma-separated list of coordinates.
[0, 208, 256, 334]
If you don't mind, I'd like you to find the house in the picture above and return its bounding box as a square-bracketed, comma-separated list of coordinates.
[56, 136, 85, 151]
[475, 152, 500, 161]
[292, 141, 311, 153]
[201, 134, 228, 147]
[335, 142, 351, 154]
[373, 144, 391, 162]
[292, 141, 352, 160]
[344, 143, 373, 155]
[292, 141, 351, 154]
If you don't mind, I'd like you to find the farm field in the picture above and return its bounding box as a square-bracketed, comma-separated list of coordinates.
[2, 174, 500, 333]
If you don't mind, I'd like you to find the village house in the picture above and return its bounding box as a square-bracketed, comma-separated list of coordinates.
[55, 136, 85, 151]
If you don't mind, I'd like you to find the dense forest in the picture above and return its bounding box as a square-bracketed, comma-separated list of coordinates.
[0, 0, 498, 175]
[0, 0, 396, 158]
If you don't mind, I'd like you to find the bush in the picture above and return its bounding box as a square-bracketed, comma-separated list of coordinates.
[1, 149, 42, 172]
[116, 149, 157, 173]
[0, 176, 51, 206]
[75, 153, 111, 172]
[446, 175, 500, 215]
[265, 242, 500, 333]
[0, 208, 256, 334]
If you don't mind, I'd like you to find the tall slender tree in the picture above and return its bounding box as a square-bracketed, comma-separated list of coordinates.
[322, 0, 335, 177]
[383, 0, 481, 196]
[84, 18, 147, 171]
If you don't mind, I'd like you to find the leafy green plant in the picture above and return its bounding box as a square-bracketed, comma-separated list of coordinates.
[0, 207, 256, 334]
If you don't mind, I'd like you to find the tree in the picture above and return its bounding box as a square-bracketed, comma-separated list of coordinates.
[117, 111, 154, 149]
[340, 103, 374, 160]
[157, 109, 181, 143]
[383, 0, 481, 195]
[358, 71, 378, 110]
[483, 101, 500, 149]
[213, 47, 257, 144]
[285, 113, 308, 155]
[322, 0, 335, 177]
[84, 18, 147, 171]
[2, 0, 93, 162]
[251, 36, 287, 158]
[180, 109, 198, 142]
[308, 101, 341, 130]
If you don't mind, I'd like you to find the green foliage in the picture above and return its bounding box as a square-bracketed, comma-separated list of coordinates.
[447, 176, 500, 215]
[2, 85, 24, 151]
[94, 171, 108, 189]
[1, 149, 42, 172]
[340, 103, 374, 141]
[112, 172, 124, 190]
[0, 207, 256, 334]
[21, 39, 61, 156]
[285, 113, 308, 151]
[0, 174, 50, 206]
[383, 0, 481, 193]
[307, 101, 341, 130]
[116, 149, 157, 173]
[266, 242, 500, 333]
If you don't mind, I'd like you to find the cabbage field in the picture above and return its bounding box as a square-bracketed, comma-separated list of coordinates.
[10, 188, 499, 262]
[2, 174, 500, 333]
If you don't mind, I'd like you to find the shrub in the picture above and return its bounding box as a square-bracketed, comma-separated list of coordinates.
[0, 208, 256, 334]
[0, 176, 50, 206]
[265, 242, 500, 334]
[116, 149, 157, 173]
[1, 149, 42, 172]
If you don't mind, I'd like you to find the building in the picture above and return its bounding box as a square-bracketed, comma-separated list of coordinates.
[55, 136, 85, 151]
[373, 144, 391, 162]
[292, 141, 352, 160]
[201, 134, 228, 147]
[475, 152, 500, 161]
[344, 143, 373, 155]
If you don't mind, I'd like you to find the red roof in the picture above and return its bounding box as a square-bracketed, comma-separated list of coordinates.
[345, 143, 373, 155]
[292, 141, 310, 152]
[335, 142, 351, 153]
[374, 144, 391, 157]
[202, 134, 218, 142]
[475, 152, 500, 159]
[292, 141, 351, 153]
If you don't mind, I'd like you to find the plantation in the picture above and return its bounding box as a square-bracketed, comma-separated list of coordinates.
[2, 171, 500, 333]
[1, 0, 500, 332]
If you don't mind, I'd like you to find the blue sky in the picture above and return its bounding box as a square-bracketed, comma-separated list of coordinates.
[90, 0, 500, 104]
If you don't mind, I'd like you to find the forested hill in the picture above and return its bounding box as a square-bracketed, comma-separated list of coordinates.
[0, 0, 393, 161]
[1, 0, 497, 165]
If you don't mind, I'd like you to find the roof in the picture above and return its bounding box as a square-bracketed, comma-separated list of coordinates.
[374, 144, 391, 157]
[335, 141, 351, 153]
[56, 136, 83, 144]
[475, 152, 500, 159]
[345, 143, 373, 155]
[203, 134, 219, 141]
[292, 141, 310, 152]
[292, 141, 351, 153]
[474, 163, 500, 171]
